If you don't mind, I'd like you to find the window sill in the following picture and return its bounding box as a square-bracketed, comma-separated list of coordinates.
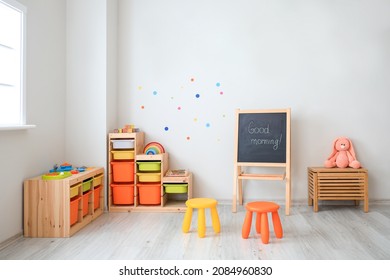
[0, 124, 36, 131]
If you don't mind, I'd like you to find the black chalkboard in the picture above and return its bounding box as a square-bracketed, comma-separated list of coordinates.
[237, 112, 287, 163]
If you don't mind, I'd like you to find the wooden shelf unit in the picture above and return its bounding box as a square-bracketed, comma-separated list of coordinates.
[308, 167, 368, 212]
[107, 132, 144, 212]
[24, 167, 105, 237]
[107, 132, 192, 212]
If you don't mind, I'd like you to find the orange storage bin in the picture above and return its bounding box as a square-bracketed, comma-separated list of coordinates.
[94, 186, 102, 210]
[111, 183, 134, 205]
[137, 183, 161, 205]
[70, 196, 81, 226]
[111, 161, 134, 182]
[82, 190, 92, 216]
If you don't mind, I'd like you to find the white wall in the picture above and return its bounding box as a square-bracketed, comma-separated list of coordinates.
[66, 0, 108, 168]
[118, 0, 390, 202]
[0, 0, 66, 243]
[0, 0, 117, 245]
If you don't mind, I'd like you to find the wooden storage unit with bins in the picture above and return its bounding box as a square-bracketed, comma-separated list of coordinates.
[107, 132, 192, 212]
[108, 132, 144, 212]
[24, 167, 104, 238]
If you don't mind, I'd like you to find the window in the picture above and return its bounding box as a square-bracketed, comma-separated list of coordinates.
[0, 0, 28, 128]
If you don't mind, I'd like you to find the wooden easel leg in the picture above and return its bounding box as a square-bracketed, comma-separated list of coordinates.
[285, 178, 291, 215]
[232, 165, 238, 212]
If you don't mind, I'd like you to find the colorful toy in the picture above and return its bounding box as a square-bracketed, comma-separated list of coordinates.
[143, 142, 165, 155]
[324, 137, 361, 169]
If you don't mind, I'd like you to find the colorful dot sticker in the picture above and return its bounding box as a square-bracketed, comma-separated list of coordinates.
[138, 86, 142, 90]
[195, 94, 200, 98]
[177, 106, 182, 110]
[164, 126, 169, 131]
[190, 78, 195, 82]
[220, 91, 224, 95]
[216, 82, 221, 87]
[206, 123, 211, 128]
[141, 105, 145, 109]
[186, 136, 191, 140]
[153, 91, 158, 95]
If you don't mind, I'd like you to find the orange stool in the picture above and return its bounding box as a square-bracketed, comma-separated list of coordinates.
[182, 198, 220, 238]
[242, 201, 283, 244]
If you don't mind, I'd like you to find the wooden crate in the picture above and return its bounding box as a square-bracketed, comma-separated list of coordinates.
[308, 167, 368, 212]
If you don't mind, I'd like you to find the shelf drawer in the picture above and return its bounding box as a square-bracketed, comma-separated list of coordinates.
[82, 190, 92, 216]
[93, 174, 104, 187]
[111, 139, 134, 149]
[111, 183, 134, 205]
[70, 196, 81, 226]
[137, 173, 160, 182]
[137, 161, 161, 172]
[137, 183, 161, 205]
[94, 185, 102, 210]
[70, 183, 81, 199]
[82, 178, 93, 193]
[164, 183, 188, 194]
[111, 150, 134, 160]
[111, 161, 135, 182]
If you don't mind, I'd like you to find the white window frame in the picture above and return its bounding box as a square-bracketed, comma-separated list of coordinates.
[0, 0, 34, 130]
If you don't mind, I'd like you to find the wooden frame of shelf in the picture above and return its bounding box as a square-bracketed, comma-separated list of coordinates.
[23, 167, 105, 238]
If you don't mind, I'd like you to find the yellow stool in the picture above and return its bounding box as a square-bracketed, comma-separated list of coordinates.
[182, 198, 220, 238]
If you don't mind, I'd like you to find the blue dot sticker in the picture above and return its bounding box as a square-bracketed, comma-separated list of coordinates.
[216, 82, 221, 87]
[164, 126, 169, 131]
[153, 91, 158, 95]
[206, 123, 211, 128]
[195, 93, 200, 98]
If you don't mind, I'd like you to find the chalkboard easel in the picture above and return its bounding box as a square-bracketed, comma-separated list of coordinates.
[232, 108, 291, 215]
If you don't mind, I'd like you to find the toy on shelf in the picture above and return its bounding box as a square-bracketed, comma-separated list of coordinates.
[42, 171, 72, 180]
[324, 137, 361, 169]
[143, 142, 165, 155]
[113, 124, 139, 133]
[49, 163, 87, 174]
[165, 169, 189, 177]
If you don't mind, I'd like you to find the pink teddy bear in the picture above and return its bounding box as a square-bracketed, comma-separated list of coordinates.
[324, 137, 361, 169]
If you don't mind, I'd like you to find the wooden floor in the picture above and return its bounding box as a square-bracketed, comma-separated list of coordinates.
[1, 202, 390, 260]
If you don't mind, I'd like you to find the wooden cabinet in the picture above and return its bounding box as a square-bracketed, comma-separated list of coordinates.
[108, 132, 192, 212]
[308, 167, 368, 212]
[108, 132, 144, 212]
[24, 167, 104, 237]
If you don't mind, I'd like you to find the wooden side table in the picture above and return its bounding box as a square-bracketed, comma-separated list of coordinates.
[308, 167, 368, 212]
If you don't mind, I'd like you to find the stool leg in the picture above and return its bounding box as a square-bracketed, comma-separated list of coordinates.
[255, 212, 261, 234]
[210, 207, 220, 233]
[260, 212, 269, 244]
[182, 207, 193, 233]
[198, 208, 206, 238]
[242, 211, 252, 239]
[272, 211, 283, 239]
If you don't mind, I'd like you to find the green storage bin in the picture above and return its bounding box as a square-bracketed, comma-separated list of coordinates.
[137, 161, 161, 172]
[82, 178, 92, 192]
[164, 183, 188, 194]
